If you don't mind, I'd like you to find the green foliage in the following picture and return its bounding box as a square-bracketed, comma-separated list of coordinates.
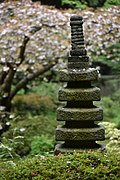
[111, 89, 120, 103]
[61, 0, 120, 8]
[0, 133, 29, 159]
[86, 0, 106, 8]
[0, 151, 119, 179]
[0, 112, 56, 158]
[3, 113, 56, 141]
[0, 123, 31, 159]
[0, 137, 20, 159]
[102, 122, 120, 155]
[30, 135, 54, 156]
[95, 90, 120, 128]
[13, 93, 56, 116]
[98, 43, 120, 75]
[105, 0, 120, 6]
[31, 82, 59, 101]
[62, 0, 87, 9]
[1, 82, 58, 158]
[13, 82, 59, 116]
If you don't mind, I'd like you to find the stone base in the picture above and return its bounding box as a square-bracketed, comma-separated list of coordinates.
[54, 143, 106, 155]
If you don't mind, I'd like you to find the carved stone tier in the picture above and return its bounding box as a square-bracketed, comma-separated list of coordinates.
[59, 87, 100, 101]
[55, 144, 105, 154]
[57, 106, 103, 121]
[56, 125, 105, 141]
[68, 62, 89, 69]
[59, 69, 98, 81]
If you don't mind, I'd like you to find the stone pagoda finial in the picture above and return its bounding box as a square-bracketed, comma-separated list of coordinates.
[68, 16, 89, 70]
[54, 15, 105, 155]
[70, 16, 85, 54]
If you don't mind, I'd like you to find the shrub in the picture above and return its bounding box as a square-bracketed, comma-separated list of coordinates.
[30, 82, 59, 101]
[105, 0, 120, 6]
[0, 134, 30, 159]
[1, 111, 57, 158]
[0, 151, 119, 179]
[95, 91, 120, 128]
[101, 122, 120, 155]
[111, 89, 120, 104]
[62, 0, 87, 9]
[13, 93, 56, 116]
[30, 135, 54, 155]
[86, 0, 106, 8]
[2, 114, 56, 140]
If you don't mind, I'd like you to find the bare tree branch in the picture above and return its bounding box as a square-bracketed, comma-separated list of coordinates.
[10, 61, 58, 100]
[1, 67, 15, 94]
[0, 71, 7, 85]
[18, 35, 30, 66]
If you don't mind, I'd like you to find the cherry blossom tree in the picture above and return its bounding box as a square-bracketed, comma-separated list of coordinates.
[0, 33, 58, 112]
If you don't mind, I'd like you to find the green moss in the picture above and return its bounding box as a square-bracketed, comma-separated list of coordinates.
[0, 151, 119, 180]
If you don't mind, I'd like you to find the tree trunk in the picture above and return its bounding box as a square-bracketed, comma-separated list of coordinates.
[0, 96, 12, 112]
[40, 0, 62, 8]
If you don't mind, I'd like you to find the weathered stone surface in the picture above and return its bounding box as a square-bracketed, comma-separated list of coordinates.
[71, 45, 85, 50]
[59, 87, 100, 101]
[59, 69, 98, 81]
[71, 32, 84, 35]
[71, 35, 84, 39]
[56, 125, 105, 141]
[57, 107, 103, 121]
[70, 21, 83, 25]
[71, 42, 85, 45]
[68, 62, 89, 69]
[70, 49, 87, 56]
[71, 28, 83, 33]
[70, 15, 83, 21]
[71, 39, 84, 43]
[54, 144, 105, 155]
[68, 56, 89, 62]
[54, 15, 105, 154]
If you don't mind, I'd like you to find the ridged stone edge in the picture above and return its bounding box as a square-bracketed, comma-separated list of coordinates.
[56, 124, 105, 141]
[57, 106, 103, 121]
[54, 144, 106, 155]
[59, 87, 100, 101]
[59, 69, 98, 81]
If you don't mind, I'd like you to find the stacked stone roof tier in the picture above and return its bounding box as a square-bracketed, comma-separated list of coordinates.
[57, 106, 103, 121]
[56, 125, 105, 141]
[59, 87, 100, 101]
[59, 69, 98, 81]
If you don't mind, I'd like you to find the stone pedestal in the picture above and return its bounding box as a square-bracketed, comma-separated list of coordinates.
[54, 15, 105, 155]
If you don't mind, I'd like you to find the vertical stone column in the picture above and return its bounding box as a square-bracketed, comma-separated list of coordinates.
[54, 15, 105, 155]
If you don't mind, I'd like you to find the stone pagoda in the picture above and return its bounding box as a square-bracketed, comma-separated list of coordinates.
[54, 15, 105, 155]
